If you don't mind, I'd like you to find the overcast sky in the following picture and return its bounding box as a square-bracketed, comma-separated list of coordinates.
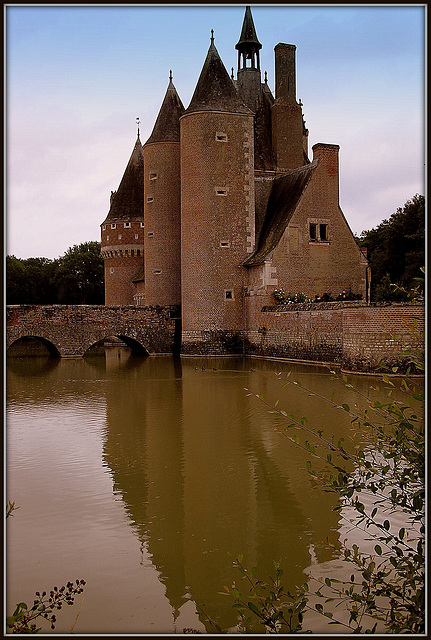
[5, 4, 426, 260]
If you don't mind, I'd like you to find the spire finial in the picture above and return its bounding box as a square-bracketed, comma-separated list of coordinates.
[169, 69, 173, 82]
[136, 117, 141, 139]
[231, 67, 234, 80]
[264, 71, 268, 83]
[210, 29, 214, 45]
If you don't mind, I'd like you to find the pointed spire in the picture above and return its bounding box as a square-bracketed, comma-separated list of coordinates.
[104, 135, 145, 222]
[145, 74, 185, 144]
[236, 6, 262, 71]
[186, 37, 251, 114]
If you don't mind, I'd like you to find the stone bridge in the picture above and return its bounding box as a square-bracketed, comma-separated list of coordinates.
[6, 305, 181, 358]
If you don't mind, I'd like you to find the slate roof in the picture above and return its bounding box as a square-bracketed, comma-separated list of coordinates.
[102, 136, 145, 223]
[145, 78, 185, 145]
[243, 161, 318, 266]
[235, 6, 262, 50]
[185, 38, 251, 115]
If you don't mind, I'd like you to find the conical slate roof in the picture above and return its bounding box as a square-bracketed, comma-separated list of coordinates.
[235, 6, 262, 51]
[103, 136, 145, 223]
[185, 36, 251, 115]
[145, 76, 185, 145]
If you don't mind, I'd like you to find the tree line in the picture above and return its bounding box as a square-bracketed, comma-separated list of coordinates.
[6, 195, 425, 305]
[357, 193, 424, 302]
[6, 241, 104, 305]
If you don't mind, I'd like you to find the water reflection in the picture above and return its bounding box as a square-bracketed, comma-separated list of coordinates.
[7, 352, 415, 633]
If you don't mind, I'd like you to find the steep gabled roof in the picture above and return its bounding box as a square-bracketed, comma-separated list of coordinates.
[243, 161, 318, 266]
[145, 76, 185, 145]
[103, 136, 145, 223]
[185, 36, 251, 115]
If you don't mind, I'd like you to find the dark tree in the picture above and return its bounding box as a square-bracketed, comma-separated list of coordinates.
[6, 255, 58, 304]
[54, 241, 104, 304]
[358, 194, 425, 301]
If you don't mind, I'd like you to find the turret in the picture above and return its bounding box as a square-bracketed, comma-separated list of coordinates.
[143, 72, 184, 306]
[101, 131, 145, 305]
[235, 6, 262, 113]
[180, 32, 255, 349]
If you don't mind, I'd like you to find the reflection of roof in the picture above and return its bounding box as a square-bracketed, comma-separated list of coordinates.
[145, 80, 185, 145]
[185, 40, 251, 115]
[102, 137, 145, 223]
[243, 161, 318, 266]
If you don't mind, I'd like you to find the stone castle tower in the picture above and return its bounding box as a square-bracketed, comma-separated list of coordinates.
[101, 6, 369, 353]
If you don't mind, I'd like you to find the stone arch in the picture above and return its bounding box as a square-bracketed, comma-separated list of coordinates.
[7, 335, 61, 358]
[82, 334, 149, 357]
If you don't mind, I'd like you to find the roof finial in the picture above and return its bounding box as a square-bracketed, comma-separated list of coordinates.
[231, 67, 234, 80]
[169, 69, 173, 82]
[210, 29, 214, 45]
[264, 71, 268, 83]
[136, 117, 141, 139]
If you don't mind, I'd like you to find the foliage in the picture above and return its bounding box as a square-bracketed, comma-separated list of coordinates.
[358, 194, 424, 301]
[6, 242, 104, 305]
[54, 241, 104, 304]
[7, 581, 86, 633]
[6, 500, 19, 518]
[6, 256, 58, 305]
[273, 288, 362, 304]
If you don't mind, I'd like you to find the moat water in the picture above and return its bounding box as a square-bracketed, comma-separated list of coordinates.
[6, 348, 422, 634]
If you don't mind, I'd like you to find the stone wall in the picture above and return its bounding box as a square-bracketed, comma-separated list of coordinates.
[7, 305, 180, 358]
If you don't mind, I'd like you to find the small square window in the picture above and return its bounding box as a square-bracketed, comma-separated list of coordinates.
[102, 225, 106, 231]
[140, 222, 144, 228]
[111, 223, 116, 229]
[147, 232, 154, 237]
[149, 172, 158, 180]
[124, 222, 131, 228]
[225, 290, 234, 300]
[147, 196, 154, 203]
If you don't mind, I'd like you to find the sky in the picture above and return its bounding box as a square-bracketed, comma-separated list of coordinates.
[5, 4, 426, 260]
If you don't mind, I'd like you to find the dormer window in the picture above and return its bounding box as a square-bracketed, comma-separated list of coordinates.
[309, 220, 329, 243]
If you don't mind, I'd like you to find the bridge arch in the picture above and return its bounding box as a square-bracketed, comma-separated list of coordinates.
[7, 335, 61, 358]
[82, 335, 149, 357]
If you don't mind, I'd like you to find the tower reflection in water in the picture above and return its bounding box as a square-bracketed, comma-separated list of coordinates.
[100, 352, 343, 632]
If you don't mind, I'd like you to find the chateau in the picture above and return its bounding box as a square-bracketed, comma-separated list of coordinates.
[101, 7, 370, 355]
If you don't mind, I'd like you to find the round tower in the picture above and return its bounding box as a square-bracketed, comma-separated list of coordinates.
[101, 132, 145, 305]
[143, 72, 184, 306]
[180, 33, 255, 350]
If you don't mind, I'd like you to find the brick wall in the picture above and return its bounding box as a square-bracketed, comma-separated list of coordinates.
[101, 219, 144, 305]
[144, 141, 181, 306]
[180, 109, 255, 341]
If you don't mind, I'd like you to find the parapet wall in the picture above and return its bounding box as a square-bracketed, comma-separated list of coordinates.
[246, 301, 424, 372]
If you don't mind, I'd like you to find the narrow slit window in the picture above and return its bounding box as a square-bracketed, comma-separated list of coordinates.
[309, 223, 317, 241]
[135, 234, 139, 240]
[147, 232, 154, 237]
[153, 269, 162, 275]
[220, 240, 230, 248]
[216, 188, 227, 196]
[216, 132, 228, 142]
[118, 234, 122, 240]
[149, 172, 158, 180]
[147, 196, 154, 203]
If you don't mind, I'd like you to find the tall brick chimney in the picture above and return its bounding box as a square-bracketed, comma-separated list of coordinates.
[271, 43, 304, 171]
